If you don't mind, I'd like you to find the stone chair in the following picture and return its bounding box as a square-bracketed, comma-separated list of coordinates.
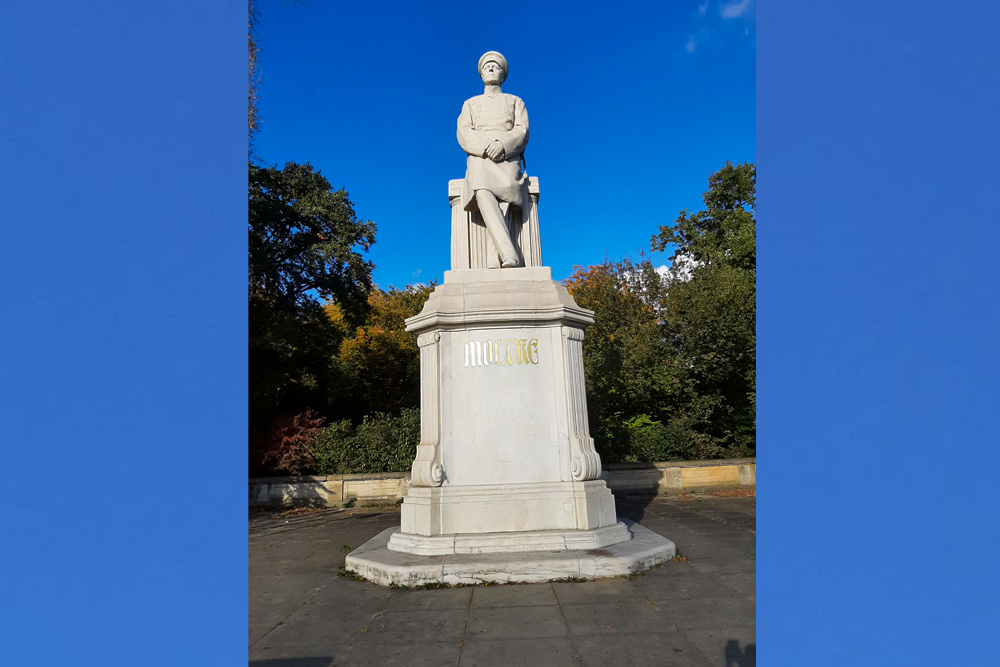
[449, 177, 542, 270]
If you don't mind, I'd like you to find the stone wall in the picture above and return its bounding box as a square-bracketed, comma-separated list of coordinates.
[250, 458, 756, 508]
[600, 458, 756, 496]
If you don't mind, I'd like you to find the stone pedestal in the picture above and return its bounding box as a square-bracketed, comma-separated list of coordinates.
[346, 267, 676, 584]
[388, 266, 623, 552]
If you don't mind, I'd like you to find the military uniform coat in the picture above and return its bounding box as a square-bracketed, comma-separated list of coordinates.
[456, 92, 530, 213]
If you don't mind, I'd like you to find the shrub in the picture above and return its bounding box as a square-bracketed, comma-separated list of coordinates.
[621, 414, 719, 463]
[256, 410, 325, 475]
[596, 409, 741, 465]
[314, 408, 420, 474]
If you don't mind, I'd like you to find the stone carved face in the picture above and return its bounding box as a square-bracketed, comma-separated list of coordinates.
[480, 60, 505, 86]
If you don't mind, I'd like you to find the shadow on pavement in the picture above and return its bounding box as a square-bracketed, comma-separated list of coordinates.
[613, 492, 660, 524]
[726, 640, 756, 666]
[249, 659, 332, 666]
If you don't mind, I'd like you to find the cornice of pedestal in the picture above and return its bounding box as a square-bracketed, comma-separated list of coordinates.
[404, 267, 595, 334]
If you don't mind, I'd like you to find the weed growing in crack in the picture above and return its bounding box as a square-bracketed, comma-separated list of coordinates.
[337, 566, 367, 582]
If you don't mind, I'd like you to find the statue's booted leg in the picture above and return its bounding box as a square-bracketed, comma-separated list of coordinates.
[475, 190, 520, 268]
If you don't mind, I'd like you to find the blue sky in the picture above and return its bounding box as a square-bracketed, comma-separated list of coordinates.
[252, 0, 755, 289]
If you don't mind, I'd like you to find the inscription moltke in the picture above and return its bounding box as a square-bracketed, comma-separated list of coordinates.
[463, 338, 539, 367]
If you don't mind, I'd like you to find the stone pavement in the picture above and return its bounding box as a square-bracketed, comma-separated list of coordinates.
[249, 494, 755, 667]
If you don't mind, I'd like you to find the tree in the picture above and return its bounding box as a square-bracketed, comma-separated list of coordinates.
[562, 162, 757, 463]
[652, 162, 756, 455]
[330, 284, 435, 422]
[249, 161, 376, 437]
[566, 260, 664, 454]
[249, 1, 260, 145]
[565, 258, 724, 462]
[652, 161, 755, 271]
[253, 410, 325, 476]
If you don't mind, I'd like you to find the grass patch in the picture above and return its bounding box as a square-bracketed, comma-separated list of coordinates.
[360, 499, 402, 508]
[414, 581, 448, 590]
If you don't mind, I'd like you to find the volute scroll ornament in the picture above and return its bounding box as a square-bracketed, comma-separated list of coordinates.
[409, 331, 443, 487]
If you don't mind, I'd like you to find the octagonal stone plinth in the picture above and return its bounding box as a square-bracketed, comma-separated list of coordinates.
[345, 266, 676, 587]
[345, 519, 676, 587]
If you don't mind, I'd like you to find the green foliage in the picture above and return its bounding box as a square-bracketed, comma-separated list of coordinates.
[565, 161, 756, 463]
[330, 284, 434, 422]
[659, 263, 756, 454]
[249, 161, 375, 318]
[249, 161, 375, 438]
[566, 259, 729, 462]
[622, 411, 728, 463]
[654, 161, 756, 456]
[247, 160, 755, 476]
[314, 408, 421, 475]
[565, 259, 680, 462]
[652, 161, 756, 271]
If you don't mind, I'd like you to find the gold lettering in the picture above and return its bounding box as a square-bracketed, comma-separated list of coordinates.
[464, 338, 541, 368]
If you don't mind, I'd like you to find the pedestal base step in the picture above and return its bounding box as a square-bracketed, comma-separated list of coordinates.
[387, 521, 631, 555]
[345, 520, 676, 588]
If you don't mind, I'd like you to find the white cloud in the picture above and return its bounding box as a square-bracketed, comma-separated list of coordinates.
[411, 268, 422, 279]
[656, 253, 702, 282]
[698, 1, 708, 15]
[685, 35, 697, 53]
[720, 0, 751, 19]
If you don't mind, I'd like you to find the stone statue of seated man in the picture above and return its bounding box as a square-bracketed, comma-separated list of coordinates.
[457, 51, 530, 269]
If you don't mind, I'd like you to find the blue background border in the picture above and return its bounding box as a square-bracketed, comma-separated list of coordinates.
[1, 1, 998, 664]
[758, 1, 999, 663]
[1, 1, 247, 664]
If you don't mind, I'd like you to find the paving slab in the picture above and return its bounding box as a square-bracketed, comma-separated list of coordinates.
[572, 631, 714, 667]
[466, 603, 569, 640]
[249, 494, 755, 666]
[551, 578, 649, 606]
[469, 581, 559, 608]
[458, 636, 581, 667]
[382, 586, 473, 612]
[558, 600, 669, 636]
[343, 638, 462, 667]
